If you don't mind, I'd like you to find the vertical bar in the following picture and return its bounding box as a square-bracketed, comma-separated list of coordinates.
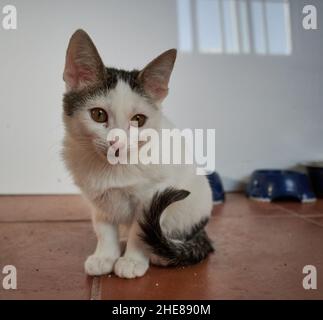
[191, 0, 199, 52]
[283, 0, 292, 54]
[265, 0, 292, 55]
[261, 0, 269, 54]
[239, 0, 251, 54]
[235, 0, 242, 53]
[231, 0, 240, 53]
[250, 0, 267, 55]
[222, 0, 239, 54]
[176, 0, 194, 52]
[246, 0, 254, 54]
[219, 0, 226, 53]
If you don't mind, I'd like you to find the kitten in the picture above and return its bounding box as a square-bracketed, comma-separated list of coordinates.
[62, 29, 214, 279]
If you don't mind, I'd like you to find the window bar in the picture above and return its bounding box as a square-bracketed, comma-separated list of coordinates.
[191, 0, 198, 53]
[283, 0, 292, 55]
[235, 0, 242, 54]
[216, 0, 224, 54]
[218, 0, 226, 53]
[239, 0, 251, 54]
[176, 0, 194, 53]
[231, 0, 240, 54]
[245, 0, 254, 54]
[261, 0, 269, 54]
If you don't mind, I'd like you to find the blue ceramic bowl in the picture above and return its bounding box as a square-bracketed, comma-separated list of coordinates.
[305, 162, 323, 199]
[206, 171, 225, 204]
[246, 170, 316, 203]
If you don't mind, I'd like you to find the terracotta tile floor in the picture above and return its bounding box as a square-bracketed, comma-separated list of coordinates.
[0, 193, 323, 300]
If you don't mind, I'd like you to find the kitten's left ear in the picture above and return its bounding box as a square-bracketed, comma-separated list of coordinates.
[139, 49, 177, 103]
[63, 29, 106, 91]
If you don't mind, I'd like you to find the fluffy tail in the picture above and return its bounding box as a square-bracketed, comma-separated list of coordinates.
[139, 188, 214, 267]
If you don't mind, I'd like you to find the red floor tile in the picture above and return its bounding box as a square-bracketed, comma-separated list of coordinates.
[213, 193, 294, 218]
[274, 200, 323, 217]
[0, 195, 90, 222]
[1, 194, 323, 299]
[0, 221, 94, 299]
[100, 215, 323, 300]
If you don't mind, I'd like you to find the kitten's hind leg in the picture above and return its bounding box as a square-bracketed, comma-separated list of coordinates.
[85, 217, 120, 276]
[114, 220, 149, 279]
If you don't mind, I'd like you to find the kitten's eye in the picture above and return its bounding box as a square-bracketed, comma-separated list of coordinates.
[90, 108, 108, 123]
[131, 114, 147, 127]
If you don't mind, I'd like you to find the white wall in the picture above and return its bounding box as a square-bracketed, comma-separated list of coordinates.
[0, 0, 322, 194]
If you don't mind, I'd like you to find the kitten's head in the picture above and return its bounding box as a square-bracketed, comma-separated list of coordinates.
[63, 29, 176, 159]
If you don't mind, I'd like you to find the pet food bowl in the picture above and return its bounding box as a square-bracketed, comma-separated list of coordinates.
[246, 170, 316, 203]
[304, 162, 323, 199]
[206, 171, 225, 204]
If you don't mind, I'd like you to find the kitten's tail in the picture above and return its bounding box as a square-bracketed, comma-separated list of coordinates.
[139, 188, 214, 267]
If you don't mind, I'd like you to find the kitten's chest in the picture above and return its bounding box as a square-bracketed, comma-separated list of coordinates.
[90, 185, 153, 224]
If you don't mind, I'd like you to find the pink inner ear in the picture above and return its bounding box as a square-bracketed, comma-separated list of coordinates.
[77, 67, 97, 83]
[145, 81, 168, 101]
[64, 39, 101, 90]
[64, 63, 97, 89]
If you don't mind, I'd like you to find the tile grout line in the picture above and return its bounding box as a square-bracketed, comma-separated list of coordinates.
[90, 276, 102, 300]
[275, 205, 323, 228]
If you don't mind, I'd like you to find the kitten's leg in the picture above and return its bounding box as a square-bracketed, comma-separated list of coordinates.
[114, 220, 149, 279]
[85, 217, 120, 276]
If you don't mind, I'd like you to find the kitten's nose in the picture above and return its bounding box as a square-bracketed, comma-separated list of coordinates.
[109, 140, 125, 158]
[108, 140, 116, 146]
[108, 139, 125, 150]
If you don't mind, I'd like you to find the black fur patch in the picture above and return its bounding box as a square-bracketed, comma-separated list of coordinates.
[105, 68, 142, 92]
[63, 85, 105, 116]
[63, 67, 146, 116]
[139, 188, 214, 267]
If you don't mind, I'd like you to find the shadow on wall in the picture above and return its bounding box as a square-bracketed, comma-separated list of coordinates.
[222, 176, 249, 191]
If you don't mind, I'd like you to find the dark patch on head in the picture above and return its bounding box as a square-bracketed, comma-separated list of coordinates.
[105, 68, 143, 92]
[63, 67, 147, 117]
[63, 85, 105, 116]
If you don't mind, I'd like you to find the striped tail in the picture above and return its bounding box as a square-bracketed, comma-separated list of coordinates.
[139, 188, 214, 266]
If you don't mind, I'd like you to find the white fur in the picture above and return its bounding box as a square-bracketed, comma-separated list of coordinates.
[63, 81, 213, 279]
[84, 217, 120, 275]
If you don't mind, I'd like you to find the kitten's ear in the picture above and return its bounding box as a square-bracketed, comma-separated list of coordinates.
[63, 29, 105, 91]
[139, 49, 177, 102]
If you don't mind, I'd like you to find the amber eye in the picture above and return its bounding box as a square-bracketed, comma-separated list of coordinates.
[90, 108, 108, 123]
[131, 114, 147, 127]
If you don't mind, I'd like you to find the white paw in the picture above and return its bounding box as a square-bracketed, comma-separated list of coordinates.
[114, 256, 149, 279]
[84, 255, 116, 276]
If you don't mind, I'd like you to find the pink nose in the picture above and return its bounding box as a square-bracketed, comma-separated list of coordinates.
[108, 140, 116, 146]
[109, 140, 125, 149]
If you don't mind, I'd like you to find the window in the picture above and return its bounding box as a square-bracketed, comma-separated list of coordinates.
[176, 0, 292, 55]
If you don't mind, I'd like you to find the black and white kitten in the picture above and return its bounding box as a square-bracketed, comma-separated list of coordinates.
[62, 30, 213, 279]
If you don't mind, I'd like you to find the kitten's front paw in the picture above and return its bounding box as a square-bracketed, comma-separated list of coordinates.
[84, 255, 116, 276]
[114, 256, 149, 279]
